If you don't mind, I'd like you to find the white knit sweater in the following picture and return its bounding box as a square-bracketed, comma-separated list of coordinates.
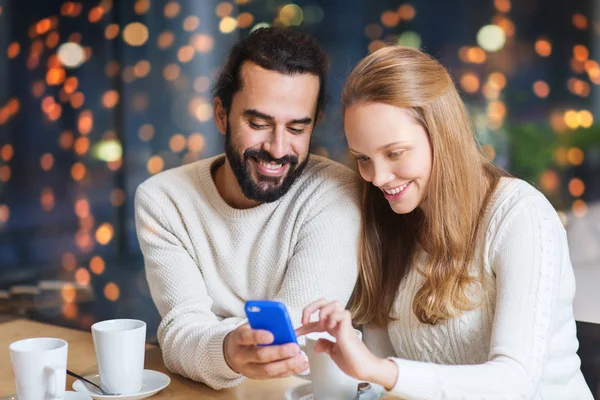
[134, 154, 361, 390]
[364, 178, 593, 399]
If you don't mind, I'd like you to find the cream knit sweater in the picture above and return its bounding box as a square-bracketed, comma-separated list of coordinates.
[364, 178, 593, 399]
[135, 154, 361, 390]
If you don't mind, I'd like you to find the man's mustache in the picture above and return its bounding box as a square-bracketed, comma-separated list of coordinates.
[244, 149, 298, 165]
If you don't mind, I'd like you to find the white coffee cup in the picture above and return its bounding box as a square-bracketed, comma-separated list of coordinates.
[91, 319, 146, 395]
[9, 337, 68, 400]
[302, 329, 362, 400]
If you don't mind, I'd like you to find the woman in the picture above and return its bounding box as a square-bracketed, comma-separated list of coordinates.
[296, 46, 593, 399]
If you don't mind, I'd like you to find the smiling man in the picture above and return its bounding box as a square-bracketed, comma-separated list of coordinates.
[134, 27, 360, 390]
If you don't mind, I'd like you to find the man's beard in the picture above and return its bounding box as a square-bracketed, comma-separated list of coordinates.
[225, 124, 309, 203]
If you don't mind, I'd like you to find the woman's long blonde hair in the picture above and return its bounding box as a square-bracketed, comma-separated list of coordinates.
[344, 46, 508, 326]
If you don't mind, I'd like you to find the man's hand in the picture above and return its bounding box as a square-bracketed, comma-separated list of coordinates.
[223, 324, 308, 379]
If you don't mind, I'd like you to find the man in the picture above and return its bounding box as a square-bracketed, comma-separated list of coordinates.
[134, 27, 360, 390]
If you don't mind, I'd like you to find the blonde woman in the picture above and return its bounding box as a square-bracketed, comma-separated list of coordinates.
[296, 46, 593, 399]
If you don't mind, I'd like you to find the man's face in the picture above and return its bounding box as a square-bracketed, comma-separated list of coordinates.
[220, 62, 320, 203]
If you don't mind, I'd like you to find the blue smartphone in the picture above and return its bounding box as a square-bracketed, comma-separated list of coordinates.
[245, 300, 298, 345]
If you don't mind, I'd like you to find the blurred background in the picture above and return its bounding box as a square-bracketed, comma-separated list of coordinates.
[1, 0, 599, 395]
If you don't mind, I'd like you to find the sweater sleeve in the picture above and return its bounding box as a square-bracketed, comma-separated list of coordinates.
[135, 187, 245, 390]
[386, 199, 568, 399]
[273, 183, 361, 327]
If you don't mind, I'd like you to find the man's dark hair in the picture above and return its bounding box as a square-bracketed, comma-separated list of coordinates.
[213, 27, 328, 119]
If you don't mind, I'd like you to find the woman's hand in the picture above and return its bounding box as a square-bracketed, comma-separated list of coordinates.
[295, 299, 398, 388]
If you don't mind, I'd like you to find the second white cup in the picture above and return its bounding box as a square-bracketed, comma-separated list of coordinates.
[9, 337, 68, 400]
[91, 319, 146, 395]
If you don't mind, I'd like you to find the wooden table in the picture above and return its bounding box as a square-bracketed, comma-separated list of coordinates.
[0, 319, 325, 399]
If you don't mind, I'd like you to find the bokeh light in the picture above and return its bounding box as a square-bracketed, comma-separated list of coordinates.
[477, 25, 506, 52]
[57, 42, 85, 68]
[147, 156, 165, 174]
[122, 22, 149, 47]
[533, 81, 550, 98]
[104, 282, 120, 301]
[96, 223, 114, 245]
[535, 39, 552, 57]
[219, 17, 238, 33]
[90, 256, 105, 275]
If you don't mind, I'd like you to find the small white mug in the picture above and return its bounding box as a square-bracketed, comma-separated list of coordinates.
[9, 337, 68, 400]
[301, 329, 362, 400]
[92, 319, 146, 395]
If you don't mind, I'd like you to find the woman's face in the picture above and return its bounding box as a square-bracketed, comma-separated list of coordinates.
[344, 102, 433, 214]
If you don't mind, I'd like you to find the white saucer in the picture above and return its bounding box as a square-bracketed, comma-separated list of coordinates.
[285, 382, 383, 400]
[72, 369, 170, 400]
[1, 391, 93, 400]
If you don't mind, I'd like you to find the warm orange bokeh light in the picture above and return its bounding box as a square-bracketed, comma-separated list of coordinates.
[64, 76, 79, 94]
[0, 204, 9, 224]
[75, 267, 91, 286]
[488, 72, 507, 90]
[397, 4, 416, 20]
[46, 32, 60, 48]
[572, 13, 588, 30]
[216, 2, 234, 17]
[88, 6, 104, 23]
[568, 178, 585, 197]
[183, 16, 200, 31]
[533, 81, 550, 98]
[164, 1, 181, 18]
[381, 10, 399, 28]
[157, 31, 175, 49]
[134, 60, 151, 78]
[110, 188, 126, 207]
[494, 0, 511, 13]
[74, 137, 90, 156]
[7, 42, 20, 59]
[71, 162, 87, 181]
[1, 144, 14, 162]
[539, 170, 559, 193]
[36, 18, 52, 35]
[177, 45, 195, 63]
[147, 156, 165, 174]
[75, 198, 90, 218]
[96, 223, 114, 245]
[0, 166, 11, 182]
[460, 73, 480, 94]
[46, 68, 66, 86]
[78, 110, 93, 135]
[62, 303, 78, 320]
[90, 256, 106, 275]
[170, 134, 187, 153]
[105, 24, 120, 39]
[138, 124, 155, 141]
[191, 34, 214, 53]
[40, 188, 55, 211]
[134, 0, 151, 14]
[573, 44, 589, 62]
[104, 282, 120, 301]
[70, 92, 85, 109]
[237, 13, 255, 29]
[188, 133, 206, 153]
[59, 131, 74, 150]
[40, 153, 55, 171]
[163, 64, 181, 81]
[567, 148, 584, 168]
[61, 284, 77, 303]
[535, 39, 552, 57]
[102, 90, 120, 108]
